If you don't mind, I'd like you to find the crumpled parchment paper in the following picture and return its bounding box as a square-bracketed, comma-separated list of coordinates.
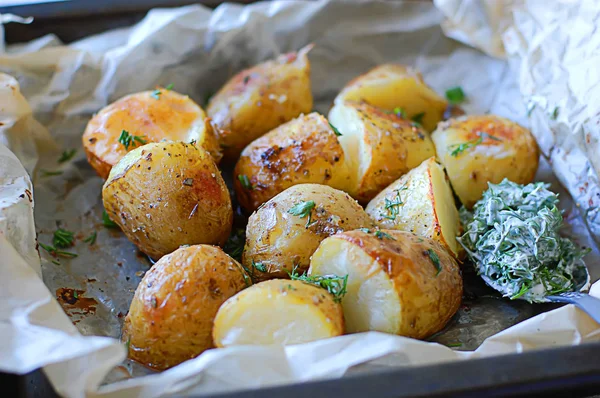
[1, 1, 599, 398]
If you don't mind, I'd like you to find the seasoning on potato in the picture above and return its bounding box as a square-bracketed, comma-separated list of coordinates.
[207, 45, 314, 160]
[122, 245, 250, 370]
[309, 229, 462, 338]
[102, 141, 232, 259]
[334, 64, 447, 132]
[212, 279, 345, 347]
[365, 157, 463, 258]
[242, 184, 373, 281]
[234, 112, 350, 212]
[328, 101, 436, 203]
[83, 87, 221, 179]
[431, 115, 539, 208]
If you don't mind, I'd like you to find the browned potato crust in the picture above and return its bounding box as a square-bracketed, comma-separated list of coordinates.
[234, 112, 350, 212]
[309, 230, 462, 338]
[83, 88, 221, 179]
[208, 45, 313, 160]
[102, 141, 232, 259]
[122, 245, 250, 370]
[243, 184, 372, 280]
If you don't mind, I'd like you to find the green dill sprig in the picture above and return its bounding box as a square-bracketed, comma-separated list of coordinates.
[102, 210, 118, 228]
[380, 187, 407, 221]
[151, 89, 162, 100]
[289, 266, 348, 303]
[83, 231, 97, 245]
[238, 174, 252, 190]
[39, 242, 78, 258]
[252, 260, 267, 272]
[427, 248, 442, 276]
[288, 200, 316, 228]
[165, 83, 174, 90]
[58, 149, 76, 163]
[448, 131, 501, 157]
[224, 228, 245, 261]
[53, 228, 75, 248]
[445, 86, 466, 105]
[118, 130, 147, 150]
[358, 228, 396, 240]
[329, 122, 342, 136]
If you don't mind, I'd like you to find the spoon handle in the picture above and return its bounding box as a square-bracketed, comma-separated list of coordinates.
[546, 292, 600, 325]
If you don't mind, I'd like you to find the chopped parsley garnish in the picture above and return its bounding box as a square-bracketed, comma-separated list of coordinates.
[411, 112, 425, 125]
[427, 248, 442, 275]
[252, 261, 267, 273]
[289, 266, 348, 303]
[458, 179, 590, 303]
[150, 89, 162, 100]
[445, 86, 466, 104]
[39, 242, 78, 258]
[53, 228, 75, 248]
[551, 107, 559, 120]
[102, 210, 118, 228]
[375, 230, 395, 240]
[58, 149, 76, 163]
[238, 174, 252, 190]
[165, 83, 174, 90]
[393, 107, 407, 118]
[329, 122, 342, 136]
[448, 131, 501, 157]
[288, 200, 316, 228]
[83, 231, 97, 245]
[41, 170, 63, 177]
[224, 228, 245, 261]
[381, 187, 407, 220]
[118, 130, 146, 150]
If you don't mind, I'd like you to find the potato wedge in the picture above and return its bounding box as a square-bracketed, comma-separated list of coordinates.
[431, 115, 539, 208]
[234, 112, 350, 212]
[102, 141, 232, 259]
[83, 88, 221, 179]
[328, 101, 436, 203]
[365, 157, 463, 258]
[309, 230, 462, 338]
[213, 279, 344, 347]
[122, 245, 250, 370]
[334, 64, 447, 132]
[243, 184, 372, 280]
[208, 45, 313, 160]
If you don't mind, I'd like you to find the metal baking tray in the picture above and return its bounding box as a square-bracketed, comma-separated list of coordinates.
[2, 1, 600, 397]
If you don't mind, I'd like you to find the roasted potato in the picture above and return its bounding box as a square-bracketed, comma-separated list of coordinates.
[431, 115, 539, 208]
[234, 112, 350, 212]
[102, 141, 232, 259]
[328, 101, 436, 203]
[309, 230, 462, 338]
[365, 157, 463, 258]
[213, 279, 344, 347]
[334, 64, 447, 132]
[122, 245, 250, 370]
[208, 45, 313, 160]
[243, 184, 372, 280]
[83, 88, 221, 179]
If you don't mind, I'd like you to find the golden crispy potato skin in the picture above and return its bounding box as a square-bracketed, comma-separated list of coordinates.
[366, 157, 463, 258]
[122, 245, 250, 370]
[234, 113, 349, 212]
[207, 46, 313, 160]
[243, 184, 372, 280]
[213, 279, 344, 347]
[102, 142, 232, 259]
[328, 101, 436, 203]
[309, 230, 462, 339]
[432, 115, 539, 208]
[334, 65, 447, 132]
[83, 88, 221, 179]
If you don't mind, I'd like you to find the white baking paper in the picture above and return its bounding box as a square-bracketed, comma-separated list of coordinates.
[0, 1, 599, 398]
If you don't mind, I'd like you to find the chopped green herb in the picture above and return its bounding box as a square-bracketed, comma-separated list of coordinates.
[411, 112, 425, 125]
[102, 210, 118, 228]
[375, 230, 395, 240]
[53, 228, 75, 248]
[39, 242, 78, 258]
[58, 149, 76, 163]
[288, 200, 316, 228]
[393, 107, 407, 118]
[238, 174, 252, 190]
[51, 260, 60, 265]
[445, 86, 466, 104]
[73, 290, 79, 299]
[329, 122, 342, 136]
[380, 187, 407, 221]
[165, 83, 174, 90]
[83, 231, 97, 245]
[446, 342, 462, 348]
[41, 170, 63, 177]
[448, 131, 501, 157]
[551, 107, 559, 120]
[125, 336, 131, 351]
[252, 260, 267, 273]
[289, 266, 348, 303]
[118, 130, 147, 150]
[427, 248, 442, 275]
[189, 139, 197, 146]
[151, 89, 161, 100]
[224, 229, 245, 261]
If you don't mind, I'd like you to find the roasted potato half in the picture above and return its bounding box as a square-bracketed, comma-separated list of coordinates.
[328, 101, 436, 203]
[243, 184, 372, 280]
[334, 64, 447, 132]
[83, 88, 221, 179]
[102, 141, 232, 259]
[309, 230, 462, 338]
[366, 157, 463, 258]
[234, 112, 350, 212]
[208, 45, 313, 160]
[122, 245, 250, 370]
[431, 115, 539, 208]
[213, 279, 344, 347]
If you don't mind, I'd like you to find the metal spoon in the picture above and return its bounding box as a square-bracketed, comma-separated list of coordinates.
[546, 292, 600, 324]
